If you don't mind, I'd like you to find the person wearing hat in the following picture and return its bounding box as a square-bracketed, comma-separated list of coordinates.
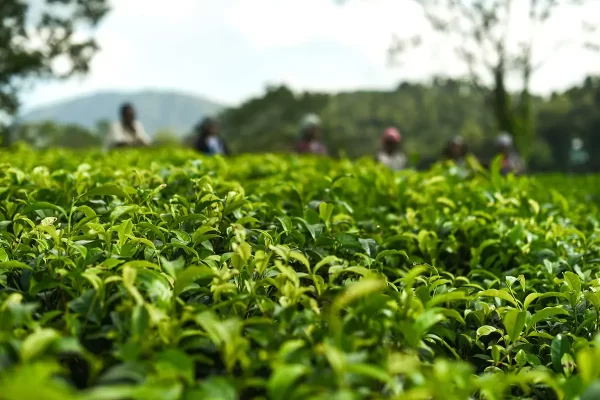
[295, 113, 328, 155]
[376, 127, 407, 171]
[442, 136, 468, 166]
[193, 117, 229, 156]
[495, 132, 524, 175]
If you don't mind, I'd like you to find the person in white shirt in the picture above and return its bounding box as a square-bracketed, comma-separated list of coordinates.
[105, 103, 152, 150]
[376, 127, 407, 171]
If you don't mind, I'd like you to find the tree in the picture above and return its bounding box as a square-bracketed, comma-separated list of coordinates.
[219, 80, 495, 159]
[220, 85, 330, 154]
[9, 120, 101, 149]
[219, 76, 599, 171]
[0, 0, 110, 115]
[382, 0, 598, 160]
[536, 76, 600, 172]
[0, 123, 8, 146]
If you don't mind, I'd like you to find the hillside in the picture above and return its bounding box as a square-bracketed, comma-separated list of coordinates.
[19, 90, 225, 136]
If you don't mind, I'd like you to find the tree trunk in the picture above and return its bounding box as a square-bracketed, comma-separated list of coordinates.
[514, 54, 535, 161]
[492, 61, 516, 136]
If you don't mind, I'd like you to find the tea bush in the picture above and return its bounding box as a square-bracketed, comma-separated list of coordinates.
[1, 145, 600, 400]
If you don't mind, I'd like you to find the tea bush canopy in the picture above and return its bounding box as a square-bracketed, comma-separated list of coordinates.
[1, 145, 600, 399]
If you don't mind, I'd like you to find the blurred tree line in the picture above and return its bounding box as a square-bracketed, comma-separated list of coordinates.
[4, 75, 600, 173]
[1, 119, 179, 149]
[218, 76, 600, 172]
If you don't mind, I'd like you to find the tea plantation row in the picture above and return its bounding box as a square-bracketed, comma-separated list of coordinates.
[1, 145, 600, 400]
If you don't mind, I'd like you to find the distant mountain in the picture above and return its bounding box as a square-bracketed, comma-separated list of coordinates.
[19, 90, 226, 136]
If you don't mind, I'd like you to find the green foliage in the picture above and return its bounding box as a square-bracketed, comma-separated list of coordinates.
[9, 121, 102, 149]
[220, 85, 330, 154]
[337, 0, 597, 168]
[537, 77, 600, 172]
[154, 130, 182, 146]
[373, 0, 596, 165]
[1, 145, 600, 399]
[13, 77, 600, 173]
[221, 80, 494, 160]
[0, 0, 110, 114]
[219, 77, 600, 172]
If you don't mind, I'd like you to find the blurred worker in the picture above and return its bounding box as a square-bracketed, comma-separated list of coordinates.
[495, 132, 524, 176]
[193, 117, 229, 156]
[442, 136, 468, 166]
[296, 113, 328, 155]
[376, 127, 407, 171]
[105, 103, 152, 150]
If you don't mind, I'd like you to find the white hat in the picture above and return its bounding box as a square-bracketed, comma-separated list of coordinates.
[496, 132, 513, 147]
[572, 138, 583, 150]
[450, 135, 465, 145]
[300, 114, 321, 131]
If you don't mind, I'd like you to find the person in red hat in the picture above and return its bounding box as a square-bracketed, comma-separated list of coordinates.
[376, 127, 407, 171]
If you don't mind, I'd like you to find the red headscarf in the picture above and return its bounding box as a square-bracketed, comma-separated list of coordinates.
[382, 127, 401, 143]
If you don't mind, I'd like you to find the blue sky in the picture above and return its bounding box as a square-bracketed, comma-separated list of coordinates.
[20, 0, 600, 111]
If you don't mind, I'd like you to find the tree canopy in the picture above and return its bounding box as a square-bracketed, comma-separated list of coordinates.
[0, 0, 109, 115]
[8, 76, 600, 173]
[340, 0, 598, 159]
[218, 76, 600, 172]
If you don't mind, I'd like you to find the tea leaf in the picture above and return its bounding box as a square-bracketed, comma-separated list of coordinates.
[527, 307, 569, 331]
[476, 325, 499, 339]
[80, 184, 129, 199]
[0, 260, 32, 270]
[175, 266, 213, 296]
[190, 377, 237, 400]
[21, 202, 67, 216]
[21, 329, 61, 362]
[523, 293, 542, 310]
[333, 278, 387, 311]
[577, 348, 600, 385]
[581, 382, 600, 400]
[346, 363, 392, 383]
[375, 249, 409, 262]
[267, 364, 309, 400]
[551, 334, 570, 372]
[427, 291, 468, 307]
[476, 289, 519, 308]
[319, 202, 334, 224]
[503, 310, 527, 344]
[563, 271, 582, 294]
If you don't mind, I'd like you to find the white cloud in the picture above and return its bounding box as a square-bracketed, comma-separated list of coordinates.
[226, 0, 426, 62]
[20, 0, 600, 111]
[107, 0, 218, 22]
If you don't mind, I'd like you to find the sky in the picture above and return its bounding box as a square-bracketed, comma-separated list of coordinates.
[20, 0, 600, 112]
